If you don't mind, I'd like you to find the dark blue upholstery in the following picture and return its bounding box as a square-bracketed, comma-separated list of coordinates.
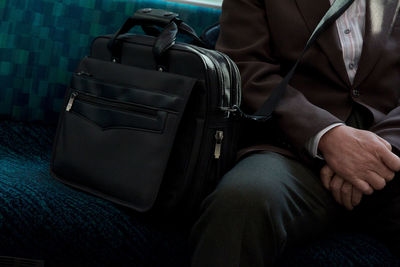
[200, 23, 220, 49]
[0, 121, 190, 266]
[279, 234, 399, 266]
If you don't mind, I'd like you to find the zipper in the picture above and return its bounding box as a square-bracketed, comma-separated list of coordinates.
[189, 45, 241, 117]
[214, 130, 224, 159]
[66, 92, 78, 112]
[203, 50, 229, 108]
[191, 46, 226, 108]
[215, 51, 242, 108]
[213, 50, 242, 117]
[208, 49, 242, 114]
[185, 45, 221, 108]
[65, 91, 158, 119]
[73, 72, 177, 98]
[199, 48, 232, 108]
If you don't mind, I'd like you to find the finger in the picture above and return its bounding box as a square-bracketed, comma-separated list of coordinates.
[321, 175, 332, 190]
[372, 140, 396, 181]
[341, 182, 353, 210]
[320, 165, 334, 190]
[330, 176, 344, 205]
[373, 166, 395, 182]
[351, 178, 374, 195]
[379, 147, 400, 172]
[377, 136, 392, 151]
[363, 171, 386, 190]
[351, 188, 363, 207]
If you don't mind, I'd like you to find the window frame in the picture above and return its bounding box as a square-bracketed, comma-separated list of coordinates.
[164, 0, 222, 9]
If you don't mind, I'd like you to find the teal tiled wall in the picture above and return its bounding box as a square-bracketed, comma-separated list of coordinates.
[0, 0, 221, 123]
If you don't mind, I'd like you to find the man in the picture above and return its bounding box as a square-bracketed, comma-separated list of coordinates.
[190, 0, 400, 266]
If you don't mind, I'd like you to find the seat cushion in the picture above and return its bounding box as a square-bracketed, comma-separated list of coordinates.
[279, 233, 399, 266]
[0, 120, 189, 267]
[0, 120, 399, 266]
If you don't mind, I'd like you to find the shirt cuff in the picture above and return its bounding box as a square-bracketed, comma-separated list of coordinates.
[305, 123, 345, 159]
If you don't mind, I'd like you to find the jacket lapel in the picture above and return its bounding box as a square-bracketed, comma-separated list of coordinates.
[352, 0, 400, 88]
[295, 0, 351, 87]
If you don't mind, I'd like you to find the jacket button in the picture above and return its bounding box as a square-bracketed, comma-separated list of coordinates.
[352, 89, 360, 97]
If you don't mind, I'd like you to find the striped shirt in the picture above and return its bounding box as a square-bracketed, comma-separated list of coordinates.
[329, 0, 366, 84]
[306, 0, 366, 158]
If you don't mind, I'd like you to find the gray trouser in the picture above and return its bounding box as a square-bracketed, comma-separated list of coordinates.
[189, 106, 400, 267]
[190, 152, 342, 266]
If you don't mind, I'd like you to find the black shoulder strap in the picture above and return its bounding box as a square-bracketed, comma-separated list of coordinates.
[240, 0, 355, 121]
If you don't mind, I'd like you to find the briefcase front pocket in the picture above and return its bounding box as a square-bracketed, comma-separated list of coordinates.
[51, 66, 196, 212]
[66, 91, 166, 132]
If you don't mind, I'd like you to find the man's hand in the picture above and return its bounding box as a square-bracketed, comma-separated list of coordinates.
[319, 125, 400, 194]
[321, 165, 363, 210]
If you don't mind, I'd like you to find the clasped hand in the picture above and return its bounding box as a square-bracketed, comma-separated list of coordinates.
[318, 125, 400, 210]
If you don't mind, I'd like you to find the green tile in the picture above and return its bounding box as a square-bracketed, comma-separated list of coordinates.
[0, 0, 221, 122]
[0, 62, 13, 75]
[13, 49, 29, 64]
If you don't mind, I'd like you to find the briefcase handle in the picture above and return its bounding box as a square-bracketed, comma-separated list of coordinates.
[135, 8, 204, 44]
[108, 8, 206, 67]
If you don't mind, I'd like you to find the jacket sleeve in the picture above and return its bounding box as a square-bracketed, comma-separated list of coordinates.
[370, 103, 400, 156]
[216, 0, 343, 152]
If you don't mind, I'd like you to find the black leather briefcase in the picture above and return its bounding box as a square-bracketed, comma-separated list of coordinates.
[51, 0, 352, 216]
[50, 9, 241, 215]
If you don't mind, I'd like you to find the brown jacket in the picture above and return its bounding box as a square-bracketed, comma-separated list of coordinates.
[216, 0, 400, 159]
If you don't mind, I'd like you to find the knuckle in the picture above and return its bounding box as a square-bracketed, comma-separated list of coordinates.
[374, 180, 386, 190]
[331, 183, 340, 191]
[371, 145, 381, 154]
[349, 175, 360, 183]
[365, 187, 374, 195]
[352, 197, 360, 205]
[320, 167, 329, 177]
[341, 186, 351, 194]
[374, 142, 385, 152]
[387, 172, 396, 181]
[395, 159, 400, 171]
[354, 180, 373, 194]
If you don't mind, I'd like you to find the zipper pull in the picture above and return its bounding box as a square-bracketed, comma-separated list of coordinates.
[66, 92, 78, 112]
[214, 130, 224, 159]
[76, 71, 92, 77]
[220, 106, 239, 118]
